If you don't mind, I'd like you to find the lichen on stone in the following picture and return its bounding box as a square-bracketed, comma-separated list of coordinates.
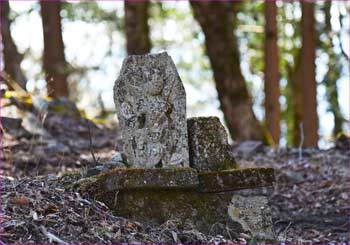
[114, 52, 189, 168]
[187, 116, 236, 172]
[102, 167, 199, 191]
[228, 195, 276, 242]
[74, 167, 199, 193]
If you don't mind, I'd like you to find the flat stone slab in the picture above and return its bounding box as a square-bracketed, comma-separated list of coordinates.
[78, 168, 199, 192]
[76, 167, 274, 193]
[198, 168, 275, 193]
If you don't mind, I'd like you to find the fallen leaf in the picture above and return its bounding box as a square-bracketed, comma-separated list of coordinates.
[8, 196, 30, 206]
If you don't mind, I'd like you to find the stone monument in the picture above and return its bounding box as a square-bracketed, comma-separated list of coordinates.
[114, 52, 189, 168]
[77, 52, 276, 242]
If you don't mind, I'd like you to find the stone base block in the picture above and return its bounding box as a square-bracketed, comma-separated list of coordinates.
[75, 167, 276, 241]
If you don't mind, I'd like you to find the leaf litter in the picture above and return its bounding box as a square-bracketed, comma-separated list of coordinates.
[1, 110, 349, 243]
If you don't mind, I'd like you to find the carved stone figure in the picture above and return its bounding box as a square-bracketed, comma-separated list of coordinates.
[114, 52, 189, 168]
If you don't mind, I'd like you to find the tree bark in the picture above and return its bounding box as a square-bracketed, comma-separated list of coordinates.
[190, 1, 262, 141]
[300, 1, 318, 147]
[1, 0, 27, 90]
[40, 1, 69, 98]
[124, 1, 151, 55]
[264, 1, 280, 145]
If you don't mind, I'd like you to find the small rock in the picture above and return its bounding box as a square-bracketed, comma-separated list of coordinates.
[228, 195, 276, 243]
[103, 152, 128, 170]
[1, 116, 32, 138]
[86, 159, 126, 177]
[86, 165, 104, 177]
[33, 141, 70, 157]
[111, 152, 126, 163]
[103, 161, 126, 170]
[47, 174, 58, 181]
[22, 112, 51, 138]
[283, 171, 305, 184]
[232, 140, 264, 158]
[1, 117, 22, 130]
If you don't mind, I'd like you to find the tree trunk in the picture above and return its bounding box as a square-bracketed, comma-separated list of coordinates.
[0, 0, 27, 90]
[124, 1, 151, 55]
[40, 1, 69, 98]
[300, 1, 318, 147]
[190, 1, 262, 141]
[322, 1, 344, 136]
[264, 1, 280, 145]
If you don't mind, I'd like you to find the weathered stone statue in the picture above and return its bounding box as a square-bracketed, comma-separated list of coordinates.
[78, 52, 276, 243]
[114, 52, 189, 168]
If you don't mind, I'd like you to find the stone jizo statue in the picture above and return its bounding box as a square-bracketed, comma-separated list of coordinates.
[114, 52, 189, 168]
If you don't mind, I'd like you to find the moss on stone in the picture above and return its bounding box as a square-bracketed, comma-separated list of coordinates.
[102, 167, 199, 191]
[111, 189, 243, 234]
[72, 175, 101, 194]
[72, 166, 276, 239]
[59, 171, 84, 188]
[74, 167, 275, 196]
[73, 167, 199, 195]
[198, 167, 275, 193]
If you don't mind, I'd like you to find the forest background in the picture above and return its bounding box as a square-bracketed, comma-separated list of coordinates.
[1, 0, 349, 148]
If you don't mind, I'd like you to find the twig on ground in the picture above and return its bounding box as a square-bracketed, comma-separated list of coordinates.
[40, 225, 68, 244]
[88, 121, 99, 165]
[282, 221, 292, 242]
[298, 122, 304, 161]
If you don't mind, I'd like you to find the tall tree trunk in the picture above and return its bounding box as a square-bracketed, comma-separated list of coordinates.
[0, 0, 27, 90]
[264, 1, 280, 145]
[300, 1, 318, 147]
[190, 1, 262, 141]
[124, 1, 151, 55]
[322, 1, 344, 136]
[40, 1, 69, 98]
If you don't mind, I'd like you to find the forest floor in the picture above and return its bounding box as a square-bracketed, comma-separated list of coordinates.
[1, 110, 349, 244]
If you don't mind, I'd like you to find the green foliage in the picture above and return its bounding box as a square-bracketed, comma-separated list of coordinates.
[278, 2, 302, 146]
[6, 0, 348, 142]
[61, 2, 122, 29]
[318, 1, 346, 136]
[237, 2, 265, 77]
[148, 2, 211, 89]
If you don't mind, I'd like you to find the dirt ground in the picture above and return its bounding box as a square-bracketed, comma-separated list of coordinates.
[234, 144, 349, 243]
[1, 112, 349, 244]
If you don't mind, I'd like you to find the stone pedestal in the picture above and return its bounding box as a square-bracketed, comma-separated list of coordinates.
[101, 52, 277, 242]
[75, 167, 276, 241]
